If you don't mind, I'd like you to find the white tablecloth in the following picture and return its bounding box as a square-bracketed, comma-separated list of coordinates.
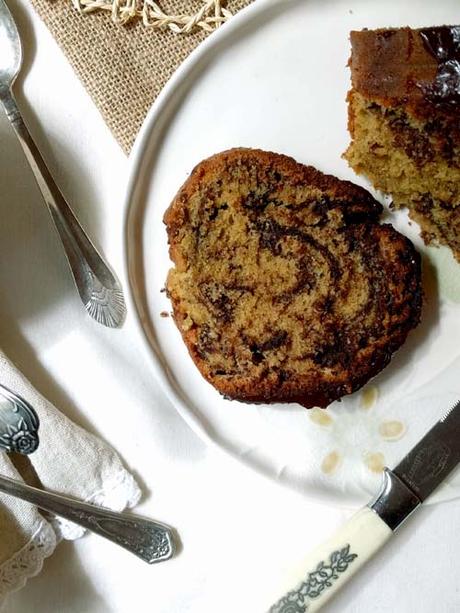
[1, 1, 459, 611]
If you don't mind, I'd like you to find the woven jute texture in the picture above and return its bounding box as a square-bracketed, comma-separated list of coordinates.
[29, 0, 253, 153]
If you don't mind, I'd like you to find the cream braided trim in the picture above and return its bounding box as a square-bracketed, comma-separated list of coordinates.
[70, 0, 233, 32]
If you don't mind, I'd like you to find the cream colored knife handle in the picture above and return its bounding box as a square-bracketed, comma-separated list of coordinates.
[267, 507, 391, 613]
[268, 468, 422, 612]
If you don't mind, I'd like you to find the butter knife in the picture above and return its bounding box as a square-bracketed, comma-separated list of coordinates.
[268, 399, 460, 612]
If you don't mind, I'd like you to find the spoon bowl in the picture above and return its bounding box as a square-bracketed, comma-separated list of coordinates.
[0, 0, 21, 86]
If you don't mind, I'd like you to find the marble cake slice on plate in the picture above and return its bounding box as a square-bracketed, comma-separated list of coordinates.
[164, 148, 422, 408]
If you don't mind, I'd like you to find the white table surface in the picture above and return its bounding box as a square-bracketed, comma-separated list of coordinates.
[0, 1, 459, 611]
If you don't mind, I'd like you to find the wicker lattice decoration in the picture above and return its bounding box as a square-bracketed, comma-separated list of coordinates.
[71, 0, 233, 32]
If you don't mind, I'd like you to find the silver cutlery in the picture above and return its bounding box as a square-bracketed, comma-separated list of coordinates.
[0, 384, 174, 563]
[268, 399, 460, 612]
[0, 0, 126, 328]
[0, 383, 39, 454]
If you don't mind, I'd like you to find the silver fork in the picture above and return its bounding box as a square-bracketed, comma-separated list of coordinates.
[0, 0, 126, 328]
[0, 384, 176, 564]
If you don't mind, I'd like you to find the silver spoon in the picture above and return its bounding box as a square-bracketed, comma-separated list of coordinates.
[0, 384, 175, 563]
[0, 0, 126, 328]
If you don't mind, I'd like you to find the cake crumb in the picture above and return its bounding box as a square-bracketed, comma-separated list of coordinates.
[160, 311, 169, 318]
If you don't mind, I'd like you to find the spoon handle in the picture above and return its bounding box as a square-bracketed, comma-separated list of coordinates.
[0, 88, 126, 328]
[0, 473, 175, 563]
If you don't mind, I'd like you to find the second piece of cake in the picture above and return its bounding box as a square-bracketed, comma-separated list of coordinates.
[344, 26, 460, 261]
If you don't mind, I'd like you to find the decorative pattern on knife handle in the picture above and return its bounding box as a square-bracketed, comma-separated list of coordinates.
[269, 545, 358, 613]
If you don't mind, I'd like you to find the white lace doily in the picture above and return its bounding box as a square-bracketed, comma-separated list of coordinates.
[0, 521, 56, 606]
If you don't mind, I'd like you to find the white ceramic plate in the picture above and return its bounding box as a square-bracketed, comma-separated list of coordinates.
[124, 0, 460, 506]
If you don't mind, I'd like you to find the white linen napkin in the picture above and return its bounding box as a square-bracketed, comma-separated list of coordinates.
[0, 350, 141, 604]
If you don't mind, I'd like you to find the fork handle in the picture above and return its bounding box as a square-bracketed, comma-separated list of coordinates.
[0, 88, 126, 328]
[0, 473, 175, 563]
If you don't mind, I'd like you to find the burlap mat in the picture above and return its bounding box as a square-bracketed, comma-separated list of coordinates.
[29, 0, 253, 153]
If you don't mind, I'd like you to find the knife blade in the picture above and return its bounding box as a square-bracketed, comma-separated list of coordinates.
[394, 399, 460, 501]
[267, 400, 460, 613]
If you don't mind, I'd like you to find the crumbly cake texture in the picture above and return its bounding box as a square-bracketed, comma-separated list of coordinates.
[164, 148, 422, 408]
[344, 26, 460, 261]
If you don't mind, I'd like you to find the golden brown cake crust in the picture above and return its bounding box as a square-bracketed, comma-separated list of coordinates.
[164, 148, 422, 408]
[350, 28, 436, 116]
[349, 26, 460, 121]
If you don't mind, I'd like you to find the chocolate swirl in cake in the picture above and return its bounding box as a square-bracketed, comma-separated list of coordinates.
[419, 26, 460, 107]
[164, 149, 422, 408]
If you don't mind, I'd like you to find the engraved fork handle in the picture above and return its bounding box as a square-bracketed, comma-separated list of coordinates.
[0, 87, 126, 328]
[0, 473, 175, 563]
